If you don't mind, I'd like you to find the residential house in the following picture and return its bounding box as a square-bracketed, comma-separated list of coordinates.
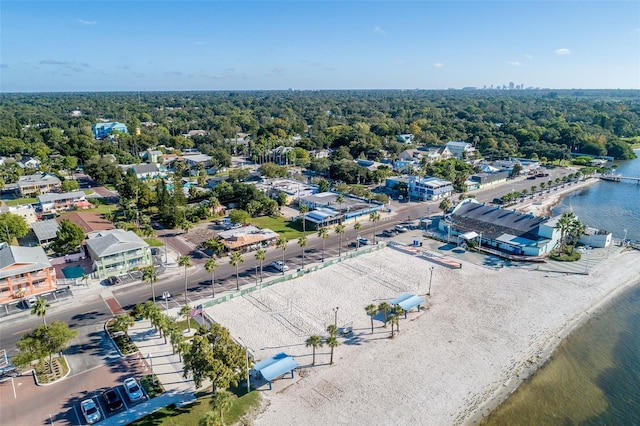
[299, 192, 383, 229]
[0, 242, 57, 304]
[140, 149, 163, 163]
[492, 158, 540, 176]
[1, 204, 37, 225]
[19, 157, 42, 169]
[217, 226, 279, 253]
[393, 149, 423, 172]
[442, 198, 561, 257]
[396, 134, 414, 144]
[84, 229, 152, 279]
[310, 149, 332, 159]
[92, 122, 128, 139]
[385, 176, 454, 201]
[38, 191, 90, 213]
[182, 130, 208, 138]
[122, 163, 165, 180]
[182, 154, 213, 169]
[64, 212, 115, 234]
[31, 219, 60, 245]
[445, 141, 477, 160]
[256, 178, 318, 205]
[3, 173, 62, 196]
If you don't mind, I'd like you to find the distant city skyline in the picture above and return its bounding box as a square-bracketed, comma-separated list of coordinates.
[1, 1, 639, 92]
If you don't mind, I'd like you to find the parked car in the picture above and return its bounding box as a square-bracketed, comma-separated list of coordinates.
[271, 260, 289, 272]
[123, 377, 143, 402]
[357, 236, 370, 245]
[108, 276, 122, 285]
[102, 388, 124, 412]
[383, 229, 397, 237]
[527, 175, 537, 180]
[395, 225, 409, 233]
[492, 198, 504, 205]
[23, 296, 37, 309]
[81, 398, 101, 424]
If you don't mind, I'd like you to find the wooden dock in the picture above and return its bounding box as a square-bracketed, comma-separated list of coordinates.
[599, 175, 640, 183]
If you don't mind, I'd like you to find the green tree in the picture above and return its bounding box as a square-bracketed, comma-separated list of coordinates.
[276, 238, 288, 273]
[204, 238, 226, 257]
[317, 179, 330, 193]
[14, 321, 77, 374]
[180, 304, 194, 333]
[205, 258, 219, 298]
[210, 390, 233, 423]
[51, 219, 85, 254]
[229, 251, 244, 291]
[369, 211, 380, 244]
[60, 179, 80, 192]
[335, 224, 345, 257]
[365, 304, 377, 334]
[178, 255, 192, 306]
[439, 197, 451, 214]
[298, 204, 308, 234]
[229, 209, 250, 225]
[298, 235, 308, 268]
[30, 298, 50, 326]
[255, 248, 266, 282]
[326, 335, 339, 365]
[111, 313, 135, 334]
[0, 213, 29, 244]
[318, 227, 329, 262]
[388, 311, 399, 338]
[199, 411, 223, 426]
[305, 335, 323, 366]
[142, 265, 158, 301]
[336, 194, 345, 222]
[353, 221, 362, 249]
[377, 301, 392, 326]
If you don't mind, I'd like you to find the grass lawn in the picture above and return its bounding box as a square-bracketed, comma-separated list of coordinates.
[129, 390, 260, 426]
[251, 215, 303, 240]
[175, 318, 202, 333]
[4, 197, 38, 206]
[144, 238, 164, 247]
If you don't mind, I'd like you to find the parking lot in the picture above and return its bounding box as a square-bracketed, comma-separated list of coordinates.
[0, 355, 148, 425]
[0, 287, 73, 319]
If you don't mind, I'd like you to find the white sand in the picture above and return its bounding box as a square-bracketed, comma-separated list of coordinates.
[205, 244, 640, 426]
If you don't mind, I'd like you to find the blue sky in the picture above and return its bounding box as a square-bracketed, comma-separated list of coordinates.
[1, 1, 639, 92]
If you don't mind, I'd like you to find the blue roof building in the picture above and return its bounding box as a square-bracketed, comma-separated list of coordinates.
[93, 122, 128, 139]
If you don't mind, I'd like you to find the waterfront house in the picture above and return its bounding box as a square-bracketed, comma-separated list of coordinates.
[0, 242, 57, 305]
[84, 229, 152, 279]
[38, 191, 89, 213]
[3, 173, 62, 196]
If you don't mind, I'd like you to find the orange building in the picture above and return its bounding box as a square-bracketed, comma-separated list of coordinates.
[0, 243, 57, 304]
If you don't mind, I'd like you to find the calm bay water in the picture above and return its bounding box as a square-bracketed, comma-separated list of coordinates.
[484, 151, 640, 425]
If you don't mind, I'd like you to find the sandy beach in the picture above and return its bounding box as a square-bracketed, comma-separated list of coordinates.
[204, 237, 640, 425]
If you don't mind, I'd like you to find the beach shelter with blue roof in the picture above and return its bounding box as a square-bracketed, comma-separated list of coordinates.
[391, 293, 425, 318]
[253, 352, 299, 390]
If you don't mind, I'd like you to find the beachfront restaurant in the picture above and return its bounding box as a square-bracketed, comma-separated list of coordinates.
[442, 198, 561, 258]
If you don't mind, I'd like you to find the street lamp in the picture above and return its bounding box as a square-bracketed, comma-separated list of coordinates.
[255, 265, 259, 287]
[236, 337, 251, 393]
[333, 307, 339, 328]
[427, 267, 434, 296]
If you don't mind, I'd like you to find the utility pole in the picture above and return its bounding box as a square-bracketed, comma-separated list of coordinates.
[427, 267, 434, 296]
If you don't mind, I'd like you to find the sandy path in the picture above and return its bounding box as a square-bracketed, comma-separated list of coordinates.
[204, 243, 640, 426]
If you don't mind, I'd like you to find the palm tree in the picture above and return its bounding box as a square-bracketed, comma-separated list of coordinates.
[318, 227, 329, 262]
[31, 298, 49, 325]
[210, 390, 233, 423]
[81, 273, 89, 288]
[388, 311, 399, 338]
[111, 313, 134, 334]
[178, 255, 192, 305]
[326, 335, 339, 365]
[204, 238, 225, 258]
[365, 304, 377, 333]
[305, 335, 323, 366]
[204, 258, 219, 298]
[336, 194, 345, 223]
[299, 204, 308, 234]
[369, 211, 381, 244]
[229, 251, 244, 291]
[180, 304, 193, 333]
[297, 235, 308, 268]
[353, 221, 362, 250]
[393, 305, 404, 333]
[276, 238, 288, 274]
[255, 248, 266, 282]
[142, 265, 158, 301]
[335, 224, 345, 256]
[439, 197, 451, 214]
[377, 301, 392, 326]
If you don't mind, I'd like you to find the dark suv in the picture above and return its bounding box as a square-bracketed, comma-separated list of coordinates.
[102, 388, 124, 412]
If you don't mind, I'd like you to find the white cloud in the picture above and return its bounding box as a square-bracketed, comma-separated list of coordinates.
[525, 54, 533, 61]
[77, 19, 97, 25]
[509, 61, 522, 66]
[433, 63, 444, 68]
[373, 26, 385, 35]
[554, 48, 571, 56]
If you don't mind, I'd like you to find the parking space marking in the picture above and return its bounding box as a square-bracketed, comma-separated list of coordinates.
[116, 385, 129, 411]
[72, 403, 82, 425]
